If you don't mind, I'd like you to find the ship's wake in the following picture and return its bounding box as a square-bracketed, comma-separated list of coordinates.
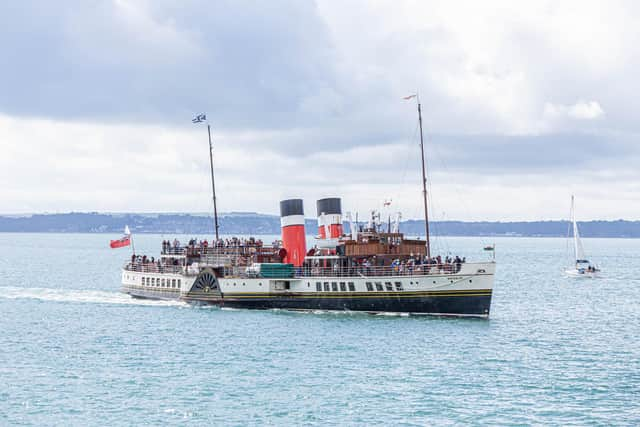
[0, 286, 187, 307]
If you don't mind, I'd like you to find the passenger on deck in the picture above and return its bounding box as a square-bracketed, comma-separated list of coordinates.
[454, 256, 462, 273]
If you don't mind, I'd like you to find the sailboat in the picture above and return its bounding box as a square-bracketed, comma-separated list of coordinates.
[565, 196, 600, 278]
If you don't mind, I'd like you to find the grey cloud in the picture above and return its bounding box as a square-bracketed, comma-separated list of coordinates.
[0, 0, 338, 128]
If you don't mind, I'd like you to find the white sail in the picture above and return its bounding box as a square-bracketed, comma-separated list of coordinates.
[571, 196, 586, 261]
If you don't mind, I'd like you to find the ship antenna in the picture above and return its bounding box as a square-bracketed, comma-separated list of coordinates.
[416, 94, 431, 258]
[193, 113, 220, 240]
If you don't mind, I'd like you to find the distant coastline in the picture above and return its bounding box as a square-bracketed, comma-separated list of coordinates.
[1, 212, 639, 238]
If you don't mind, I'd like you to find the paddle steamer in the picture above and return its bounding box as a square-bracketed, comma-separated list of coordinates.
[120, 101, 496, 317]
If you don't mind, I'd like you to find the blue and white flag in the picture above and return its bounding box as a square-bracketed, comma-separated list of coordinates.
[192, 113, 207, 123]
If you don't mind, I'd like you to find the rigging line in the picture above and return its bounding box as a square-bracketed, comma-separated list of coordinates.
[187, 161, 212, 238]
[421, 123, 474, 222]
[399, 121, 421, 187]
[422, 126, 449, 256]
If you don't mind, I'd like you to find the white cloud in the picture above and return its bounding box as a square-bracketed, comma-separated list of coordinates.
[1, 113, 639, 220]
[543, 100, 605, 121]
[1, 1, 640, 219]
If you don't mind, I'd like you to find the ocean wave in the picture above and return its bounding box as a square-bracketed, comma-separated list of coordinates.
[0, 286, 187, 307]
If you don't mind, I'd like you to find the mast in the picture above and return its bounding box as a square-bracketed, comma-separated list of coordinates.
[417, 99, 431, 259]
[207, 124, 220, 240]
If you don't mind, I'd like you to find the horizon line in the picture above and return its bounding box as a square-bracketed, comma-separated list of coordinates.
[1, 211, 638, 223]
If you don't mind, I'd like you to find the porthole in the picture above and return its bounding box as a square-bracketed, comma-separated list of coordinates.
[469, 279, 472, 283]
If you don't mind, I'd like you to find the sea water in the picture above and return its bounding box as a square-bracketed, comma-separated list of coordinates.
[0, 233, 639, 425]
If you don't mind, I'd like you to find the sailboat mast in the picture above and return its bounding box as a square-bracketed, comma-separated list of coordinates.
[417, 100, 431, 259]
[207, 124, 220, 241]
[571, 195, 580, 261]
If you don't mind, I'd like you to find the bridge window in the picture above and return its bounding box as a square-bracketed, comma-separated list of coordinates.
[348, 282, 355, 292]
[385, 282, 393, 291]
[324, 282, 330, 291]
[161, 279, 165, 287]
[316, 282, 322, 291]
[339, 282, 346, 292]
[366, 282, 373, 291]
[331, 282, 338, 292]
[172, 279, 176, 288]
[375, 282, 383, 291]
[395, 281, 403, 291]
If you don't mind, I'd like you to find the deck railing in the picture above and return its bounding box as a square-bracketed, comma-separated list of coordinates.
[125, 261, 490, 278]
[296, 265, 459, 277]
[124, 263, 184, 274]
[225, 262, 489, 279]
[161, 245, 277, 257]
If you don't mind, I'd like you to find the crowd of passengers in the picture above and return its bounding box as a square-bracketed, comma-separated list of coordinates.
[306, 254, 467, 276]
[129, 254, 180, 273]
[161, 237, 266, 255]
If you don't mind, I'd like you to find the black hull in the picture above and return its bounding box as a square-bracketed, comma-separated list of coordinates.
[219, 293, 491, 317]
[124, 287, 492, 318]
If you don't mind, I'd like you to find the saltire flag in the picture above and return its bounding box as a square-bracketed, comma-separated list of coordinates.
[192, 113, 207, 123]
[110, 225, 131, 249]
[403, 94, 417, 100]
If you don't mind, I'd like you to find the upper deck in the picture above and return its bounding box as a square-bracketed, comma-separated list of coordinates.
[123, 232, 491, 279]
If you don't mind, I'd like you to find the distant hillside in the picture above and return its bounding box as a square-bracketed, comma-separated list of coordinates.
[1, 212, 639, 237]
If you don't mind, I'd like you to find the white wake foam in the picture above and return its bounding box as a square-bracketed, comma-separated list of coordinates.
[0, 286, 186, 307]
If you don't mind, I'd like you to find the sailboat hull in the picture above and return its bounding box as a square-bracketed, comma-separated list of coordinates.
[565, 269, 599, 278]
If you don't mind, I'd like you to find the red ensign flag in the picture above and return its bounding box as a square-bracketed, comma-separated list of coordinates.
[110, 235, 131, 249]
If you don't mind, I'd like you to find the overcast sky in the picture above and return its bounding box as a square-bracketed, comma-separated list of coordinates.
[1, 0, 639, 220]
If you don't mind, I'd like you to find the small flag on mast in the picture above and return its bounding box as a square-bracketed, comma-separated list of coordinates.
[192, 113, 207, 123]
[383, 199, 392, 207]
[403, 94, 417, 100]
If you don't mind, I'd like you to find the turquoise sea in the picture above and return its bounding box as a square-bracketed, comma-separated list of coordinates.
[1, 233, 639, 425]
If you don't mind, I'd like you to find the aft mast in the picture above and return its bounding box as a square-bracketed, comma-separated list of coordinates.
[416, 96, 431, 259]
